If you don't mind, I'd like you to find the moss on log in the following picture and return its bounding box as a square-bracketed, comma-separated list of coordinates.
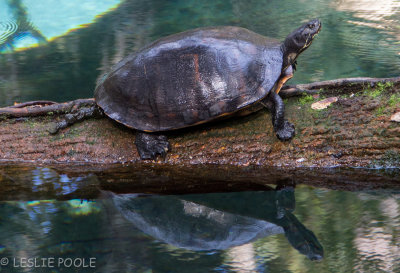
[0, 78, 399, 168]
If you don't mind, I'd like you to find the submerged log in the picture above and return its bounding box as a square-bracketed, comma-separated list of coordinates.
[0, 164, 399, 201]
[0, 77, 399, 168]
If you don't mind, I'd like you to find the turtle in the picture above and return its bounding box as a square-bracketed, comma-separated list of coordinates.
[56, 19, 321, 160]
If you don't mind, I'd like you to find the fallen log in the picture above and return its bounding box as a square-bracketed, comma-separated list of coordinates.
[0, 77, 399, 168]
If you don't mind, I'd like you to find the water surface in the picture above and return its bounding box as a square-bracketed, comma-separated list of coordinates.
[0, 164, 400, 272]
[0, 181, 399, 272]
[0, 0, 399, 106]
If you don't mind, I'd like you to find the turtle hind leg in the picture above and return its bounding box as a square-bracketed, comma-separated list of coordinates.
[269, 91, 295, 141]
[135, 132, 170, 160]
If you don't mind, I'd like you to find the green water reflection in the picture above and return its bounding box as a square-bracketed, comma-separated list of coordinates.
[0, 0, 399, 106]
[0, 184, 399, 272]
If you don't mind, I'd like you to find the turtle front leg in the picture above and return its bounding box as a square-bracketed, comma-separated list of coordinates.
[135, 131, 170, 160]
[269, 91, 295, 141]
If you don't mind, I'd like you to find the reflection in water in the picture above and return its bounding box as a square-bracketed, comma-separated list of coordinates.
[0, 0, 122, 52]
[111, 187, 324, 261]
[0, 179, 398, 272]
[354, 196, 400, 272]
[1, 164, 398, 271]
[0, 0, 400, 106]
[334, 0, 400, 58]
[335, 0, 400, 25]
[0, 165, 98, 200]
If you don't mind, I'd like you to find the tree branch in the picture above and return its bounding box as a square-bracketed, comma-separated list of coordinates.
[280, 76, 400, 97]
[0, 98, 95, 117]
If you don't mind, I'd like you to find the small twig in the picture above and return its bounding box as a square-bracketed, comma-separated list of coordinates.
[0, 98, 95, 117]
[8, 101, 58, 108]
[280, 76, 400, 98]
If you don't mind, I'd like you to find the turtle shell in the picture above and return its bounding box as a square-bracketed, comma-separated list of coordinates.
[95, 26, 283, 132]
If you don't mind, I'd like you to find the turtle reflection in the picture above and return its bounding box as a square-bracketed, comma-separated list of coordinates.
[111, 186, 323, 261]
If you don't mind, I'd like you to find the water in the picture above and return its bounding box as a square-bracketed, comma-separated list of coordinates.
[0, 0, 399, 106]
[0, 164, 400, 272]
[1, 1, 400, 272]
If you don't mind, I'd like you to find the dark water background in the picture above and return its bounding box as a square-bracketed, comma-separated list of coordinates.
[0, 0, 400, 106]
[1, 0, 400, 272]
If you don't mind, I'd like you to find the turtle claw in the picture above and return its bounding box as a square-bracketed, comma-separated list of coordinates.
[152, 143, 169, 159]
[276, 120, 295, 141]
[135, 132, 170, 160]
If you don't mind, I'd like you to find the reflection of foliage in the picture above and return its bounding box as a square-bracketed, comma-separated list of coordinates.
[66, 199, 101, 216]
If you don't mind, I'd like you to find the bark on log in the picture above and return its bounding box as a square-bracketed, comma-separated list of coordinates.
[0, 77, 399, 168]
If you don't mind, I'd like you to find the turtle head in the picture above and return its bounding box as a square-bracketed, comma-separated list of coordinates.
[282, 19, 321, 71]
